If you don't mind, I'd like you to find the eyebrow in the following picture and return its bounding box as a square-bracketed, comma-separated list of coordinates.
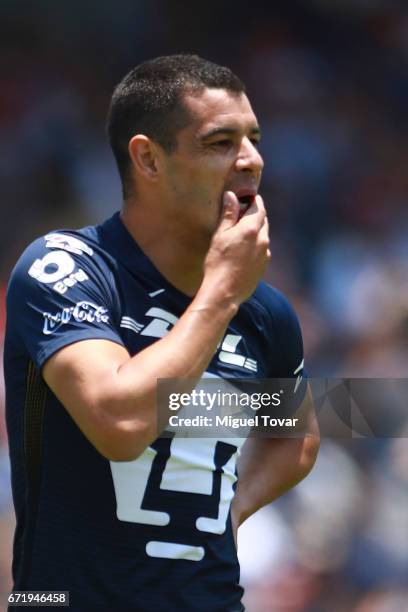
[200, 126, 262, 140]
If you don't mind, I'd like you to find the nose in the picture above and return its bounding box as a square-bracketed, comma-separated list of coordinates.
[235, 137, 264, 175]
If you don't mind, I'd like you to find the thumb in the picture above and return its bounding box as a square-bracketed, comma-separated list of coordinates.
[218, 191, 240, 231]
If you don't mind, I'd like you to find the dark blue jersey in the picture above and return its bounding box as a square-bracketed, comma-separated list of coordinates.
[4, 212, 304, 612]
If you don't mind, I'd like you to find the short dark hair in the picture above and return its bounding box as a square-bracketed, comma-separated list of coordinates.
[107, 54, 245, 198]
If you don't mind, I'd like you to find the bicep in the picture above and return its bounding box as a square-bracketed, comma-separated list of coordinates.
[43, 339, 131, 457]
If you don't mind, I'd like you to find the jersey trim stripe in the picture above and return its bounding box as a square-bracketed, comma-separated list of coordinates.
[19, 361, 47, 588]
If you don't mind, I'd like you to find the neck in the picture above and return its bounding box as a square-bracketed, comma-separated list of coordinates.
[121, 201, 211, 297]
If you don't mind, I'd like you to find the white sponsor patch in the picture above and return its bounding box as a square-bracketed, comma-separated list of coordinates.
[45, 233, 94, 256]
[28, 250, 89, 295]
[42, 301, 109, 335]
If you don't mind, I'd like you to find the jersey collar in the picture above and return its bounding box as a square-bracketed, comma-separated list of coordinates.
[99, 212, 192, 304]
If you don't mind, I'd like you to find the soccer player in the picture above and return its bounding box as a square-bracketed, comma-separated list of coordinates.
[5, 55, 319, 611]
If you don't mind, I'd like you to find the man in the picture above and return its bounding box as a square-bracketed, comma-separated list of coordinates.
[5, 55, 319, 611]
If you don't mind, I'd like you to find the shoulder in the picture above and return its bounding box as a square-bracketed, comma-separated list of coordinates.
[6, 225, 125, 369]
[6, 224, 122, 333]
[8, 225, 115, 299]
[247, 281, 300, 329]
[244, 281, 304, 377]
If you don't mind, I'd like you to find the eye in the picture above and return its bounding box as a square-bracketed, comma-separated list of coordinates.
[249, 138, 260, 147]
[212, 139, 233, 148]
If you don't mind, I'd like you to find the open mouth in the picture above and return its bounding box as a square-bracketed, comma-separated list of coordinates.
[238, 194, 255, 206]
[237, 194, 256, 216]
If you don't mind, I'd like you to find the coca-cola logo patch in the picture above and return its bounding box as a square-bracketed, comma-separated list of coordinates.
[42, 301, 109, 335]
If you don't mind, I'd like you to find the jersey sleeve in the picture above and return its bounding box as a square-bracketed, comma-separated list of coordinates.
[261, 284, 306, 417]
[266, 287, 304, 379]
[6, 232, 125, 370]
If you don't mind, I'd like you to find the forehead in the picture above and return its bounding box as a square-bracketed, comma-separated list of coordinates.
[181, 88, 258, 134]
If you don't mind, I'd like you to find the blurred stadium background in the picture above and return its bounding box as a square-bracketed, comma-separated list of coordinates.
[0, 1, 407, 610]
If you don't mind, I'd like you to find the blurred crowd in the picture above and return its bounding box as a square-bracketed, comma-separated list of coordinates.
[0, 1, 407, 610]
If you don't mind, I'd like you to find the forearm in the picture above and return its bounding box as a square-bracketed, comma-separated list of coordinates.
[232, 435, 319, 526]
[232, 388, 320, 526]
[117, 286, 237, 385]
[112, 289, 235, 415]
[44, 286, 239, 461]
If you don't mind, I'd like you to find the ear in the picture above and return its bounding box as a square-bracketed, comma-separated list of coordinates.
[128, 135, 159, 182]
